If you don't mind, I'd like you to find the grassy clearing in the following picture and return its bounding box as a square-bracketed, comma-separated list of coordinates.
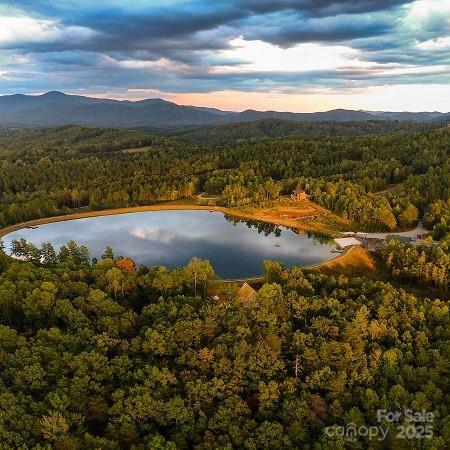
[236, 199, 352, 236]
[311, 248, 448, 299]
[307, 247, 376, 277]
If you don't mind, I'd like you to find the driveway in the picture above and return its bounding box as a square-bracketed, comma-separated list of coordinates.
[353, 222, 428, 240]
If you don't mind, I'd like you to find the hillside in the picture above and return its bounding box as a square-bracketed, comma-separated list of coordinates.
[179, 118, 435, 144]
[0, 92, 225, 127]
[0, 92, 448, 128]
[0, 124, 448, 448]
[0, 247, 447, 448]
[0, 124, 448, 238]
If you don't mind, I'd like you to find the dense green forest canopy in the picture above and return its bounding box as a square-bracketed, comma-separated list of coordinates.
[174, 118, 438, 145]
[0, 248, 448, 448]
[0, 124, 449, 448]
[378, 237, 450, 292]
[0, 125, 448, 235]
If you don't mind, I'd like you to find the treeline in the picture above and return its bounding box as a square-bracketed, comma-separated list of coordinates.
[425, 199, 450, 239]
[378, 238, 449, 291]
[7, 238, 214, 299]
[0, 125, 157, 158]
[202, 128, 449, 232]
[0, 126, 449, 234]
[0, 126, 208, 227]
[307, 179, 397, 230]
[180, 118, 436, 145]
[0, 247, 448, 448]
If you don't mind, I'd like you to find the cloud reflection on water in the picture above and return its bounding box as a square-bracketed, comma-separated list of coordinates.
[3, 210, 335, 278]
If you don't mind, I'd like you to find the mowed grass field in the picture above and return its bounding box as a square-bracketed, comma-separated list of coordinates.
[307, 247, 376, 277]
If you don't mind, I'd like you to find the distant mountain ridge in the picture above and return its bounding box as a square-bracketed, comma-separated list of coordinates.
[0, 91, 448, 127]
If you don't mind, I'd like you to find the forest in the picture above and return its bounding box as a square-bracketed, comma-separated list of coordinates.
[378, 238, 449, 291]
[0, 245, 448, 448]
[146, 118, 437, 145]
[0, 125, 449, 236]
[0, 124, 449, 448]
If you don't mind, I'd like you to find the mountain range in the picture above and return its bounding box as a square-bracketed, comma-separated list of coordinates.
[0, 91, 448, 127]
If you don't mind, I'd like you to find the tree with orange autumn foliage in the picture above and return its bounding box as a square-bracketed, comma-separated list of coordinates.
[116, 257, 136, 273]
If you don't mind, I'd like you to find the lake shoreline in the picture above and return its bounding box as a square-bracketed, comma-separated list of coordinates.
[0, 199, 339, 239]
[0, 201, 227, 238]
[0, 200, 358, 275]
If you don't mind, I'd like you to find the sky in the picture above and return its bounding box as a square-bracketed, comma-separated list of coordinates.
[0, 0, 449, 112]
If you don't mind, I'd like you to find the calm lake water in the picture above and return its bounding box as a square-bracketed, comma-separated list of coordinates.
[3, 210, 337, 278]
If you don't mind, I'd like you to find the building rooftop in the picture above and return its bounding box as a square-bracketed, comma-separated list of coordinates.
[334, 237, 362, 248]
[239, 282, 257, 302]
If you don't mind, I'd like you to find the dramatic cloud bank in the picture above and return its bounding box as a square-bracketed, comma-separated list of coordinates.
[0, 0, 449, 111]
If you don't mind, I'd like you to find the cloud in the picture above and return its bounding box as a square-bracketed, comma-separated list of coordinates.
[0, 0, 414, 54]
[5, 0, 415, 18]
[214, 39, 373, 74]
[0, 15, 95, 48]
[241, 12, 397, 47]
[417, 36, 450, 50]
[0, 0, 448, 111]
[131, 227, 167, 241]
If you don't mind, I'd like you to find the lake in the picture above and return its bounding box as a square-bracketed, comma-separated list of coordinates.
[3, 210, 337, 278]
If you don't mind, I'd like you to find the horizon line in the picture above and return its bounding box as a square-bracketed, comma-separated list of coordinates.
[1, 90, 448, 115]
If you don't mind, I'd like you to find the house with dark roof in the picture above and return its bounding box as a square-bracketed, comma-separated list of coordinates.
[291, 188, 309, 201]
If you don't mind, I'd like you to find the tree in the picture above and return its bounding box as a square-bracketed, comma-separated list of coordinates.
[11, 239, 41, 263]
[22, 282, 58, 326]
[374, 204, 397, 230]
[58, 240, 91, 266]
[399, 203, 419, 228]
[116, 258, 136, 273]
[40, 412, 69, 442]
[105, 267, 124, 300]
[102, 246, 115, 260]
[40, 242, 57, 266]
[263, 260, 284, 283]
[185, 257, 214, 297]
